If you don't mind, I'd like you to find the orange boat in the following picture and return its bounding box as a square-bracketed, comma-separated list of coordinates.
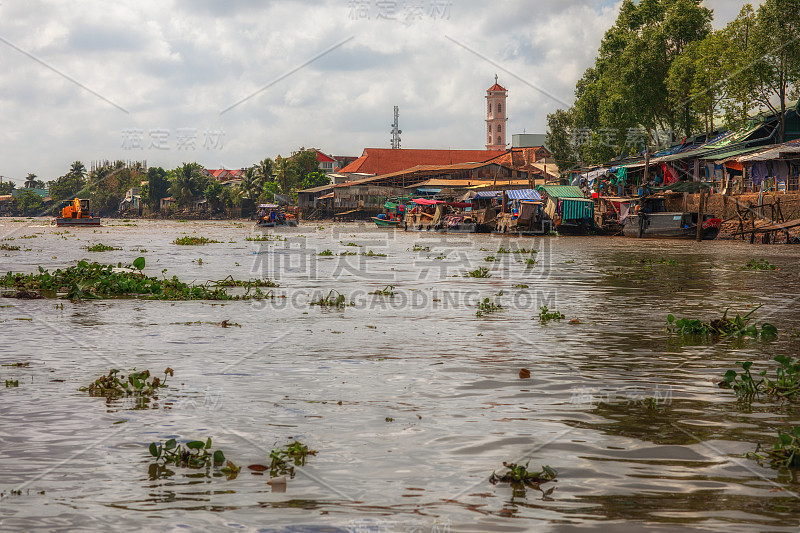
[55, 198, 101, 227]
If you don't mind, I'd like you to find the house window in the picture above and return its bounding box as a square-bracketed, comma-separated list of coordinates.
[488, 124, 492, 133]
[488, 102, 491, 114]
[497, 103, 502, 114]
[488, 135, 492, 143]
[497, 125, 501, 133]
[497, 136, 502, 145]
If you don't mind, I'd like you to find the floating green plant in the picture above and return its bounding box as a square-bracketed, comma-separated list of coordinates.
[0, 244, 20, 251]
[268, 440, 317, 478]
[149, 437, 239, 478]
[464, 267, 491, 278]
[318, 249, 334, 256]
[361, 250, 386, 257]
[490, 462, 557, 486]
[666, 305, 777, 337]
[310, 290, 351, 308]
[747, 427, 800, 469]
[369, 285, 396, 296]
[512, 284, 529, 289]
[476, 297, 502, 317]
[524, 258, 537, 266]
[173, 236, 222, 245]
[80, 368, 172, 398]
[246, 234, 287, 242]
[539, 306, 565, 322]
[721, 356, 800, 400]
[5, 379, 19, 387]
[411, 244, 430, 252]
[484, 256, 498, 262]
[742, 258, 779, 271]
[1, 258, 271, 301]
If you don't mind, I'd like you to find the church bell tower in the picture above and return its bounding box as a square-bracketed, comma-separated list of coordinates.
[485, 75, 508, 151]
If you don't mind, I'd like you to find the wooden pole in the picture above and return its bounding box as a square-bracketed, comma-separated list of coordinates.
[696, 187, 705, 241]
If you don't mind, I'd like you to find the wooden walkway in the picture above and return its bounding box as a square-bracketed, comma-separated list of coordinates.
[729, 217, 800, 236]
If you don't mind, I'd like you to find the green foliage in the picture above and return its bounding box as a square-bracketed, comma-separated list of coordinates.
[300, 171, 330, 191]
[268, 440, 317, 478]
[490, 462, 558, 486]
[204, 180, 223, 211]
[369, 285, 396, 296]
[411, 244, 430, 252]
[169, 163, 206, 207]
[464, 267, 491, 278]
[747, 427, 800, 469]
[5, 379, 19, 387]
[476, 297, 502, 317]
[361, 250, 386, 257]
[742, 259, 779, 271]
[318, 249, 334, 256]
[146, 167, 169, 209]
[539, 306, 565, 322]
[666, 305, 777, 337]
[80, 368, 172, 398]
[246, 234, 286, 242]
[13, 189, 44, 216]
[48, 161, 87, 203]
[310, 290, 350, 307]
[173, 236, 222, 245]
[0, 259, 271, 301]
[721, 356, 800, 400]
[149, 437, 239, 477]
[1, 243, 21, 251]
[484, 256, 498, 262]
[87, 243, 120, 252]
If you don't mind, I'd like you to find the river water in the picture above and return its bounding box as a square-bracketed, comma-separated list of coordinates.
[1, 219, 799, 532]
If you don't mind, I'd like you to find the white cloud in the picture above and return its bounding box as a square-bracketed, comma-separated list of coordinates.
[0, 0, 758, 183]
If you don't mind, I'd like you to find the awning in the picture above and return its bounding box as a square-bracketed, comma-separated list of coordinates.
[561, 198, 594, 222]
[317, 193, 334, 200]
[412, 198, 444, 205]
[258, 204, 280, 208]
[473, 189, 541, 201]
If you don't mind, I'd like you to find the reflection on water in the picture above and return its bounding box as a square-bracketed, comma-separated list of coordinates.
[1, 218, 800, 531]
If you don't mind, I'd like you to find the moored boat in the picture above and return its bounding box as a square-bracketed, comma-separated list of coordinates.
[622, 197, 720, 239]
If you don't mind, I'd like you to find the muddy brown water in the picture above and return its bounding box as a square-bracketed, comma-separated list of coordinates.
[1, 218, 799, 532]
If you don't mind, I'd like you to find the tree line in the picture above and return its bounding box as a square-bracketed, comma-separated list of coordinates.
[546, 0, 800, 171]
[1, 150, 333, 216]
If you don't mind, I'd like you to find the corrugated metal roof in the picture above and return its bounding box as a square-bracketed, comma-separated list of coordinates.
[474, 189, 542, 200]
[739, 140, 800, 162]
[703, 146, 765, 162]
[538, 185, 585, 198]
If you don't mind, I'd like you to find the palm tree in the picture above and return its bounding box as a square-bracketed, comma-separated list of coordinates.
[239, 167, 259, 200]
[256, 158, 273, 186]
[170, 163, 202, 207]
[24, 173, 37, 188]
[274, 156, 296, 195]
[69, 161, 86, 180]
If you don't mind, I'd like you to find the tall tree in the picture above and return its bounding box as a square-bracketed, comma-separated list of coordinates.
[274, 156, 297, 194]
[24, 173, 38, 188]
[256, 158, 274, 185]
[147, 167, 169, 209]
[169, 163, 205, 207]
[239, 167, 260, 200]
[545, 109, 576, 175]
[746, 0, 800, 142]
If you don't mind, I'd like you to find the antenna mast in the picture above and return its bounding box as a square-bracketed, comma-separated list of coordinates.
[390, 106, 402, 149]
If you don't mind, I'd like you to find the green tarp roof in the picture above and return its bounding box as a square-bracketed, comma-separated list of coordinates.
[537, 185, 585, 198]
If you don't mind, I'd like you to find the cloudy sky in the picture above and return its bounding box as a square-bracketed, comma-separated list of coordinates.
[0, 0, 758, 184]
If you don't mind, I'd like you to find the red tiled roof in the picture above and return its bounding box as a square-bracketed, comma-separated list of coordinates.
[315, 150, 336, 163]
[487, 83, 506, 92]
[338, 148, 504, 176]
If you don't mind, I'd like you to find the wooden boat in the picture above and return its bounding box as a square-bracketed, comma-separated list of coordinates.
[371, 216, 399, 227]
[255, 204, 297, 227]
[54, 198, 100, 227]
[622, 197, 720, 239]
[403, 198, 478, 232]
